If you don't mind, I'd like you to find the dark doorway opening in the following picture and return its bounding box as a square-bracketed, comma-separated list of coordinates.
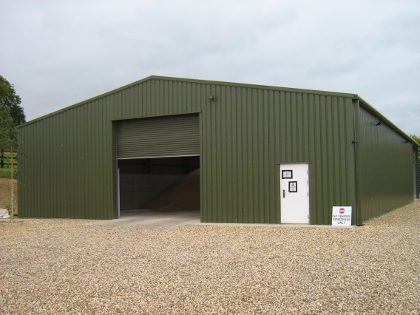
[118, 156, 200, 215]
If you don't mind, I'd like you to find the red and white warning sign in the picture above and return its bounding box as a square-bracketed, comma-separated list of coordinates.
[332, 206, 352, 226]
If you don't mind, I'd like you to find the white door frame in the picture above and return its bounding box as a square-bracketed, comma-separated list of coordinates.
[280, 163, 310, 224]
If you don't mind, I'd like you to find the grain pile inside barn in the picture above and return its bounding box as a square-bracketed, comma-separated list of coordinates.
[143, 169, 200, 212]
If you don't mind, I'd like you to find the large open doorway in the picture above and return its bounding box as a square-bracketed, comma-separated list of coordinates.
[118, 157, 200, 219]
[115, 114, 200, 224]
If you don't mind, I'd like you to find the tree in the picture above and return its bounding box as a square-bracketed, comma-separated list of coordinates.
[0, 106, 14, 148]
[0, 75, 25, 148]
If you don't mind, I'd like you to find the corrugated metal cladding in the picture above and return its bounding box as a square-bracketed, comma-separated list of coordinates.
[18, 76, 417, 223]
[417, 155, 420, 198]
[356, 105, 414, 223]
[200, 84, 356, 224]
[416, 146, 420, 198]
[116, 114, 199, 159]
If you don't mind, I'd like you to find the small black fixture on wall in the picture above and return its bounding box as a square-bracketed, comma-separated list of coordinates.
[208, 94, 216, 101]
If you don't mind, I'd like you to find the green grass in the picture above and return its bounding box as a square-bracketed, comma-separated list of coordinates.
[0, 151, 17, 178]
[0, 167, 17, 178]
[0, 167, 9, 178]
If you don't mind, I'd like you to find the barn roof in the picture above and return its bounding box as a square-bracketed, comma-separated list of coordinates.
[19, 75, 418, 147]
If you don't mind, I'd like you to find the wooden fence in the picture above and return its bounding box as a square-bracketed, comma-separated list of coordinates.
[0, 149, 17, 168]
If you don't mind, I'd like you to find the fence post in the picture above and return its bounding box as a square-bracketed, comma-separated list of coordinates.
[1, 148, 4, 168]
[10, 147, 14, 222]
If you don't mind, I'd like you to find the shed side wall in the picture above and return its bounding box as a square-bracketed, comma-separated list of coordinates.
[358, 106, 414, 222]
[416, 147, 419, 198]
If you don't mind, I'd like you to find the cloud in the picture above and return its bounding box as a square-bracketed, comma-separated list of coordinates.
[0, 0, 419, 134]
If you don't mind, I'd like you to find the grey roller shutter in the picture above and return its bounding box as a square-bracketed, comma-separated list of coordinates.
[117, 114, 199, 159]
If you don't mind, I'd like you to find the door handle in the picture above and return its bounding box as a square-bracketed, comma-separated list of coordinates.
[282, 189, 285, 198]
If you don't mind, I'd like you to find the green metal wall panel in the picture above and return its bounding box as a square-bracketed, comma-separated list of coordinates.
[357, 105, 414, 222]
[200, 87, 357, 224]
[18, 100, 114, 219]
[417, 150, 420, 198]
[416, 147, 419, 198]
[18, 76, 363, 223]
[116, 114, 199, 159]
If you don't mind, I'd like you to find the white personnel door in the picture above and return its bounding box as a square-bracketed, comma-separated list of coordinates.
[280, 163, 310, 224]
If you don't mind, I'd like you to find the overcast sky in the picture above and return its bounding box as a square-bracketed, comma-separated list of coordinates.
[1, 0, 419, 135]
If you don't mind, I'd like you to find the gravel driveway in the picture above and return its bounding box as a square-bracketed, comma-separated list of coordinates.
[1, 201, 419, 314]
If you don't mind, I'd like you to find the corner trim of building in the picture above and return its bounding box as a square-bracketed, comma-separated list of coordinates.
[352, 99, 362, 225]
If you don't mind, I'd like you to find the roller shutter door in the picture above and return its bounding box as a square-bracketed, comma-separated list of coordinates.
[117, 114, 199, 159]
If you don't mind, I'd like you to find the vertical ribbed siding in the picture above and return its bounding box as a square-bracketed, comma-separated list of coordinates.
[18, 99, 114, 219]
[357, 106, 414, 222]
[18, 77, 357, 223]
[200, 85, 355, 224]
[18, 78, 202, 219]
[417, 149, 420, 198]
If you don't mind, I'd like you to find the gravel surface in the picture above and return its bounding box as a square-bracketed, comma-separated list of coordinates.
[0, 178, 17, 213]
[1, 201, 419, 314]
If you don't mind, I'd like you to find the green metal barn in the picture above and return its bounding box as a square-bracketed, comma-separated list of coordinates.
[17, 76, 419, 225]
